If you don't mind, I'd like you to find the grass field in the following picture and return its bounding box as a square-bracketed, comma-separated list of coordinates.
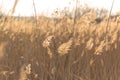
[0, 10, 120, 80]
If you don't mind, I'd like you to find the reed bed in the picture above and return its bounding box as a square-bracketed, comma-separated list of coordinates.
[0, 11, 120, 80]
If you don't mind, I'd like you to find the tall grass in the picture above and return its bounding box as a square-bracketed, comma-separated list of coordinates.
[0, 9, 120, 80]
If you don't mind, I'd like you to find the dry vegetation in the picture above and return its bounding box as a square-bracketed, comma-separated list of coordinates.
[0, 10, 120, 80]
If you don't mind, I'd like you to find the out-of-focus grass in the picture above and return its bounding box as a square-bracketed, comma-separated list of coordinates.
[0, 11, 120, 80]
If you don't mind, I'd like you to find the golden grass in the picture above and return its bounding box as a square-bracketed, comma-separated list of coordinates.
[0, 11, 120, 80]
[0, 42, 7, 61]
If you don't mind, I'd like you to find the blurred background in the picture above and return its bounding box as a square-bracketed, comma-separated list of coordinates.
[0, 0, 120, 17]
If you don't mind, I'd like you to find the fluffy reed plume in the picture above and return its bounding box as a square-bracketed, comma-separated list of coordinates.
[42, 35, 54, 58]
[58, 38, 72, 56]
[19, 64, 31, 80]
[42, 35, 54, 48]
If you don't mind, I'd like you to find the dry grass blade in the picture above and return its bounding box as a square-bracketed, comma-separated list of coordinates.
[0, 42, 7, 60]
[19, 66, 27, 80]
[58, 38, 72, 56]
[47, 47, 53, 58]
[86, 38, 94, 50]
[94, 40, 106, 55]
[111, 32, 118, 44]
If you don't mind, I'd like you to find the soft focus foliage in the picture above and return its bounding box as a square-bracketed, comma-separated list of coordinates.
[0, 7, 120, 80]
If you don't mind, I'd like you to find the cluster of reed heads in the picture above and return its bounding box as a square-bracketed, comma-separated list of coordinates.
[0, 7, 120, 80]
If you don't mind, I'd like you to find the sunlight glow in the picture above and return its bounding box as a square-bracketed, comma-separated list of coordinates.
[0, 0, 120, 16]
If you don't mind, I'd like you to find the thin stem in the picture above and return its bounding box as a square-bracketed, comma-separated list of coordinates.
[73, 0, 78, 38]
[105, 0, 115, 50]
[32, 0, 37, 27]
[11, 0, 19, 14]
